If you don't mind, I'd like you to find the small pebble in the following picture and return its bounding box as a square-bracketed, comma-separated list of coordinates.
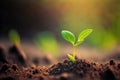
[109, 60, 115, 65]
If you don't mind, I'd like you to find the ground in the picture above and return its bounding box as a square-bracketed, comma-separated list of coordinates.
[0, 41, 120, 80]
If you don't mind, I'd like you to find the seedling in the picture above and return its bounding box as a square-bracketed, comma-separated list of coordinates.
[34, 32, 59, 57]
[9, 29, 21, 46]
[61, 29, 93, 62]
[8, 29, 27, 62]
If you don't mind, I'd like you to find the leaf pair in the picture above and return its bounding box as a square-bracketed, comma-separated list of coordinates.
[61, 29, 93, 47]
[61, 29, 93, 62]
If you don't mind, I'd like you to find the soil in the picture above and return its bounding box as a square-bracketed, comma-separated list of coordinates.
[0, 45, 120, 80]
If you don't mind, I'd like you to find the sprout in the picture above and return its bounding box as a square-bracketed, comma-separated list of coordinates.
[61, 29, 93, 62]
[34, 32, 59, 57]
[8, 29, 21, 45]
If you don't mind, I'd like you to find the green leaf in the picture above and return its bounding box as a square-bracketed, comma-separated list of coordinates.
[61, 30, 75, 45]
[75, 29, 93, 46]
[34, 32, 59, 56]
[9, 29, 21, 45]
[67, 54, 75, 62]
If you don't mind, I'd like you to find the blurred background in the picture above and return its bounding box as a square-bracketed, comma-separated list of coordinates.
[0, 0, 120, 62]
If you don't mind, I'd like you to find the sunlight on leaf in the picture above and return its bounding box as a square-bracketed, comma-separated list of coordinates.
[76, 29, 93, 46]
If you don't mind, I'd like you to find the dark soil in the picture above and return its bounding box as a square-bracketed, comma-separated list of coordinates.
[0, 45, 120, 80]
[48, 59, 120, 80]
[0, 63, 48, 80]
[0, 59, 120, 80]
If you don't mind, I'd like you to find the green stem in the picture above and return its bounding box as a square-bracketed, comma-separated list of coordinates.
[73, 46, 77, 58]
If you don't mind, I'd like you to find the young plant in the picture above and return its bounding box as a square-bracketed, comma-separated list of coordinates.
[34, 32, 59, 57]
[9, 29, 21, 46]
[61, 29, 93, 62]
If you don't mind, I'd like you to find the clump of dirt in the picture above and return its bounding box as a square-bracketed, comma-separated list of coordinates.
[48, 59, 96, 76]
[8, 44, 28, 66]
[0, 46, 8, 64]
[48, 59, 120, 80]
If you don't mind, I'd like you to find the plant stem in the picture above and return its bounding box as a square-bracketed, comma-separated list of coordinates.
[73, 46, 77, 58]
